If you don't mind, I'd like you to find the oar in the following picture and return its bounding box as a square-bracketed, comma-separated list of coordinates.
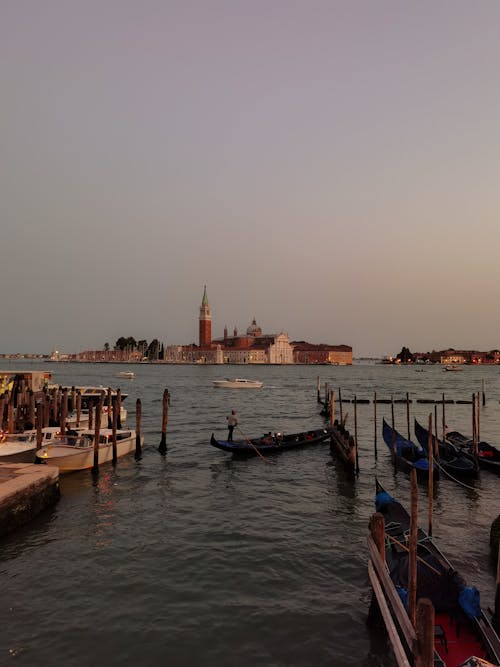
[236, 426, 275, 464]
[385, 534, 442, 576]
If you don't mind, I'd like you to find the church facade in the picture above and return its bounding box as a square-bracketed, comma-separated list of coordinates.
[163, 287, 351, 365]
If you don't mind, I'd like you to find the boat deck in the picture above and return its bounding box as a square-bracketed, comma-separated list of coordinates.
[434, 612, 487, 665]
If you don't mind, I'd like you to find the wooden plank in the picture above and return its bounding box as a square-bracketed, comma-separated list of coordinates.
[368, 537, 417, 647]
[368, 561, 411, 667]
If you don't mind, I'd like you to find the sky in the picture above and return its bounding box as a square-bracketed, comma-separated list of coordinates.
[2, 0, 500, 358]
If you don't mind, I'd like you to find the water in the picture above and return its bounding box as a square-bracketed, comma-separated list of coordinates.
[1, 361, 499, 666]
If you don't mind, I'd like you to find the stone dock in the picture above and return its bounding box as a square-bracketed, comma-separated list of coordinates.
[0, 463, 60, 537]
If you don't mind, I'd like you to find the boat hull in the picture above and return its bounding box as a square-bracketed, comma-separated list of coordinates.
[36, 432, 142, 472]
[210, 427, 331, 456]
[212, 379, 263, 389]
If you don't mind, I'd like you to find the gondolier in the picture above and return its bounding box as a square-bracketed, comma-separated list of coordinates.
[226, 410, 238, 441]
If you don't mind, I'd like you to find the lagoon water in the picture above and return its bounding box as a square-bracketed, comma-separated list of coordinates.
[1, 360, 500, 666]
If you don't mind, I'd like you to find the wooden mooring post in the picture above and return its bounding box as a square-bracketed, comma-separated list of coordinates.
[373, 391, 378, 460]
[112, 390, 118, 464]
[135, 398, 142, 459]
[354, 395, 359, 474]
[158, 389, 170, 454]
[316, 376, 321, 403]
[92, 398, 102, 475]
[427, 414, 434, 537]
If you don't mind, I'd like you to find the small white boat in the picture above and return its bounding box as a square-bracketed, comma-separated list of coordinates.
[0, 427, 74, 463]
[116, 371, 135, 379]
[443, 365, 463, 372]
[212, 378, 263, 389]
[36, 428, 143, 473]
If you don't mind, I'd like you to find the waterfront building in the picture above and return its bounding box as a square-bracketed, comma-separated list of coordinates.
[164, 287, 351, 365]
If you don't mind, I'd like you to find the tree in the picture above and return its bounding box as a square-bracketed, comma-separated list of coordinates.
[397, 346, 414, 364]
[104, 342, 110, 352]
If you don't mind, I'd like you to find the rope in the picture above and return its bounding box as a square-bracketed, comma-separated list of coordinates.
[436, 459, 477, 491]
[385, 534, 442, 576]
[236, 426, 275, 464]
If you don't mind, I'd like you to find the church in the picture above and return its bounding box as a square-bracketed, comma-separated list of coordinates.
[163, 287, 352, 365]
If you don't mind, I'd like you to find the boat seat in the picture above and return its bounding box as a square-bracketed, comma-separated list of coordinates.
[434, 624, 448, 653]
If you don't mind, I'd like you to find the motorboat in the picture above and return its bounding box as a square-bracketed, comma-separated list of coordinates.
[212, 378, 263, 389]
[443, 365, 463, 372]
[116, 371, 135, 379]
[36, 428, 143, 473]
[0, 427, 75, 463]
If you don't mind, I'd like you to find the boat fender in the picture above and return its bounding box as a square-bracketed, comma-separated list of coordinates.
[459, 586, 481, 619]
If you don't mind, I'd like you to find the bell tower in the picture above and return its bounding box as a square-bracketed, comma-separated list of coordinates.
[199, 285, 211, 348]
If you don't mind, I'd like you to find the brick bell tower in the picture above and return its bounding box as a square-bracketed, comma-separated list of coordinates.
[199, 285, 212, 348]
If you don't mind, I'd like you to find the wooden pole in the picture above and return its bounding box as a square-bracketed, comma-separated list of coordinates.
[415, 598, 435, 667]
[354, 394, 359, 474]
[107, 388, 113, 429]
[7, 400, 14, 433]
[476, 390, 481, 443]
[373, 391, 377, 460]
[60, 389, 68, 435]
[339, 388, 343, 424]
[482, 378, 486, 407]
[427, 413, 434, 537]
[406, 392, 410, 441]
[316, 375, 321, 403]
[116, 389, 122, 429]
[329, 390, 334, 427]
[112, 391, 118, 464]
[391, 396, 396, 465]
[472, 393, 476, 447]
[28, 390, 35, 430]
[442, 393, 446, 442]
[76, 391, 81, 428]
[135, 398, 142, 458]
[158, 388, 170, 454]
[88, 403, 93, 431]
[70, 386, 76, 414]
[369, 512, 386, 564]
[36, 401, 43, 449]
[408, 468, 418, 628]
[92, 399, 102, 474]
[44, 392, 50, 428]
[0, 394, 5, 431]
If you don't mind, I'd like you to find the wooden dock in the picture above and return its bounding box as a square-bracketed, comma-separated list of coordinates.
[0, 463, 60, 537]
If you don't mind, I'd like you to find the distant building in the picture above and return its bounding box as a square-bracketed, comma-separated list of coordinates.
[164, 287, 351, 365]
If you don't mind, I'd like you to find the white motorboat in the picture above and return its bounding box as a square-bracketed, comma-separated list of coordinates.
[212, 378, 263, 389]
[443, 365, 463, 372]
[0, 427, 74, 463]
[35, 428, 143, 473]
[116, 371, 135, 379]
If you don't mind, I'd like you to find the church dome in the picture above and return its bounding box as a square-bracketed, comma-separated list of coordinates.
[246, 318, 262, 337]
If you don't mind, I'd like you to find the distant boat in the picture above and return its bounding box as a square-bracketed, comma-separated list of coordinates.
[443, 365, 463, 372]
[116, 371, 135, 379]
[212, 378, 263, 389]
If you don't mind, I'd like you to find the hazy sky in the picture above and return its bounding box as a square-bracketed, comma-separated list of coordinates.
[2, 1, 500, 357]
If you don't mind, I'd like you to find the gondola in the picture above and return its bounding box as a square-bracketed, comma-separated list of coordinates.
[414, 419, 478, 478]
[210, 427, 332, 456]
[445, 430, 500, 475]
[382, 419, 439, 482]
[374, 480, 500, 666]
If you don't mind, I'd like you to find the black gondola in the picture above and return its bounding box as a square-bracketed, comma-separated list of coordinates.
[414, 419, 478, 478]
[446, 430, 500, 475]
[382, 418, 439, 482]
[210, 427, 332, 456]
[374, 480, 500, 666]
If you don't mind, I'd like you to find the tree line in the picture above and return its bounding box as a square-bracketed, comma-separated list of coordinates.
[104, 337, 165, 360]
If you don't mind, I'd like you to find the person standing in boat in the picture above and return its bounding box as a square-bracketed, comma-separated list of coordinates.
[226, 410, 238, 441]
